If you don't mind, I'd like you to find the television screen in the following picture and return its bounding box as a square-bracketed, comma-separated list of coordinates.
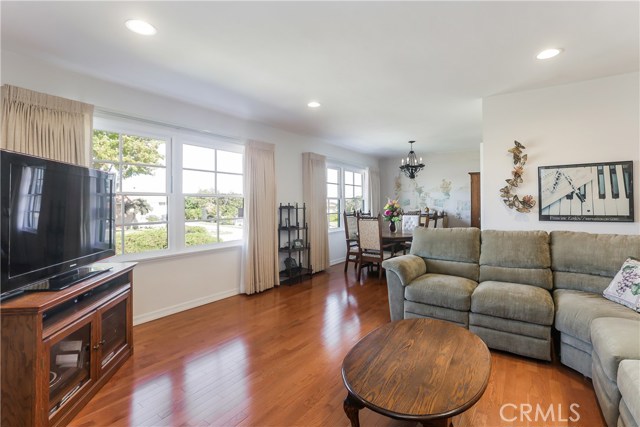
[1, 150, 115, 298]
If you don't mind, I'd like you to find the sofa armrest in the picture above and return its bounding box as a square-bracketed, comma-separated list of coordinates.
[382, 254, 427, 286]
[382, 255, 426, 321]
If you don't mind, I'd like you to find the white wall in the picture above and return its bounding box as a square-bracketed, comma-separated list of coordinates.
[2, 50, 380, 323]
[380, 150, 480, 227]
[482, 72, 640, 235]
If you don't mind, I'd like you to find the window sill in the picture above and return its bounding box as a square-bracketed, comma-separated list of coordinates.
[102, 240, 243, 264]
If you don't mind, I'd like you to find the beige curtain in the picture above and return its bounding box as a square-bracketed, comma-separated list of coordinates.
[243, 140, 279, 295]
[367, 168, 381, 215]
[302, 152, 329, 272]
[1, 85, 93, 166]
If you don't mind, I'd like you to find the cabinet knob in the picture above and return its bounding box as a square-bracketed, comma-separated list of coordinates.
[92, 344, 101, 351]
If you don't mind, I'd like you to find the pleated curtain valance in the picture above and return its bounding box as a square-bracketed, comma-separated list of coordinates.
[0, 85, 94, 166]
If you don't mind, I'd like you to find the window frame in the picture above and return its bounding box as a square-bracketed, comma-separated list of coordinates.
[180, 137, 245, 249]
[92, 115, 244, 262]
[326, 163, 367, 231]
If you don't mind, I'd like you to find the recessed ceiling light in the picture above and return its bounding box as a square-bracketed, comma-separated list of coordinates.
[307, 101, 321, 108]
[125, 19, 157, 36]
[536, 48, 562, 60]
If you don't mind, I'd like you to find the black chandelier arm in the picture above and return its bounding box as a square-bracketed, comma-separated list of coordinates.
[399, 140, 425, 179]
[400, 163, 425, 179]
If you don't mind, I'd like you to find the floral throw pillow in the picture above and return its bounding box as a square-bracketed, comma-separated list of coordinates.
[603, 258, 640, 312]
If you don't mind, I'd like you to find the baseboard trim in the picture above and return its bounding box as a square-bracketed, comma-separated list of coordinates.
[330, 258, 344, 266]
[133, 289, 238, 325]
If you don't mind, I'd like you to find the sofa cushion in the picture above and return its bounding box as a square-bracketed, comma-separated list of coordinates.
[553, 271, 613, 294]
[603, 258, 640, 312]
[480, 265, 553, 290]
[470, 312, 551, 340]
[405, 274, 478, 311]
[551, 231, 640, 292]
[618, 399, 637, 427]
[591, 317, 640, 382]
[410, 228, 480, 282]
[471, 281, 554, 326]
[404, 303, 469, 327]
[554, 290, 640, 344]
[480, 230, 550, 268]
[618, 360, 640, 425]
[424, 259, 480, 283]
[479, 230, 552, 289]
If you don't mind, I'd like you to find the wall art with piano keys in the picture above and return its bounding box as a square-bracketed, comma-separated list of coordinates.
[538, 161, 634, 222]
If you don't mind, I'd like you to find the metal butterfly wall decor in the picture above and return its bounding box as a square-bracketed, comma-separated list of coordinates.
[499, 140, 536, 213]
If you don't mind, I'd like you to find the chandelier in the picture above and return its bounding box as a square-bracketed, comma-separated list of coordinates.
[399, 140, 425, 179]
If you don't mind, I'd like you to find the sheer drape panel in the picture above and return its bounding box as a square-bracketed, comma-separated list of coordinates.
[302, 152, 329, 272]
[1, 85, 93, 166]
[367, 168, 381, 215]
[243, 140, 278, 295]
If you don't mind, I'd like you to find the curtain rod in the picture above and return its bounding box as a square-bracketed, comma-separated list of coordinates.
[94, 108, 244, 144]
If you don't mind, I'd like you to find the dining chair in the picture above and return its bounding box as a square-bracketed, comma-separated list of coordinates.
[356, 214, 394, 280]
[402, 214, 421, 231]
[419, 208, 430, 227]
[400, 213, 421, 254]
[343, 210, 359, 272]
[428, 212, 438, 228]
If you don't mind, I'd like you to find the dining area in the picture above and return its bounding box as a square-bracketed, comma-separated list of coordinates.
[342, 200, 449, 281]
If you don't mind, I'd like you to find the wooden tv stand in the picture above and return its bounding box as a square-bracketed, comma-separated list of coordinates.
[1, 262, 136, 427]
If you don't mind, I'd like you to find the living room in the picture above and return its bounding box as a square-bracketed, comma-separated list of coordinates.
[1, 2, 639, 427]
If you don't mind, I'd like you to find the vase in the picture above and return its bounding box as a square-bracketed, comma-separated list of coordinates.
[389, 221, 396, 233]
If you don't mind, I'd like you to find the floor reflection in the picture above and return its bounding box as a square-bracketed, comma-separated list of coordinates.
[322, 291, 361, 353]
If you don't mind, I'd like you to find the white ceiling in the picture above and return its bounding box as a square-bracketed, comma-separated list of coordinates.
[1, 1, 638, 157]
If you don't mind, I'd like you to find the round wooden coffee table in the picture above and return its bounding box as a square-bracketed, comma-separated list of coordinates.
[342, 318, 491, 427]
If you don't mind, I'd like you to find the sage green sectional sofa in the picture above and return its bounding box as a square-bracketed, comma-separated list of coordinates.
[382, 227, 640, 427]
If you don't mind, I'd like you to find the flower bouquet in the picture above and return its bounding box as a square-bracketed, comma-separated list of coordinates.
[383, 199, 403, 232]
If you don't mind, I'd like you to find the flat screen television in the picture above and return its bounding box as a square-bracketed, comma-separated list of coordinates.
[1, 150, 115, 300]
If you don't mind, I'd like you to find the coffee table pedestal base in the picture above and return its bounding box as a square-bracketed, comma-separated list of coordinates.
[343, 393, 452, 427]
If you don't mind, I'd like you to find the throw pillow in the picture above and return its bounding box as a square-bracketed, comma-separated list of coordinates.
[603, 258, 640, 312]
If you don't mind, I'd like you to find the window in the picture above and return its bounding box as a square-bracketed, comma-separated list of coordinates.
[92, 117, 244, 258]
[327, 167, 340, 228]
[183, 143, 244, 246]
[93, 130, 169, 255]
[344, 170, 364, 213]
[326, 165, 365, 229]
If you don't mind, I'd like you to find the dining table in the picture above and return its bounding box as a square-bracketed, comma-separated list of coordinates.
[381, 227, 414, 244]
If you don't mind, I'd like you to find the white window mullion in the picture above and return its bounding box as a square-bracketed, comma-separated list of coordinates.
[170, 135, 184, 250]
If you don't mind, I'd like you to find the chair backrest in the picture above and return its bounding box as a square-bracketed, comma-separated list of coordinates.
[419, 213, 429, 227]
[357, 215, 382, 252]
[402, 214, 421, 231]
[343, 211, 358, 240]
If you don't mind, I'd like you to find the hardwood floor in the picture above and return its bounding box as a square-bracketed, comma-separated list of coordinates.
[70, 264, 606, 427]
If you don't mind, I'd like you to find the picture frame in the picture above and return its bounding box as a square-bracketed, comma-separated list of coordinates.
[291, 239, 304, 249]
[538, 161, 633, 222]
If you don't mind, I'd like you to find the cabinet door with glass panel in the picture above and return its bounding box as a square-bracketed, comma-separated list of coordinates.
[45, 314, 96, 421]
[96, 291, 131, 375]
